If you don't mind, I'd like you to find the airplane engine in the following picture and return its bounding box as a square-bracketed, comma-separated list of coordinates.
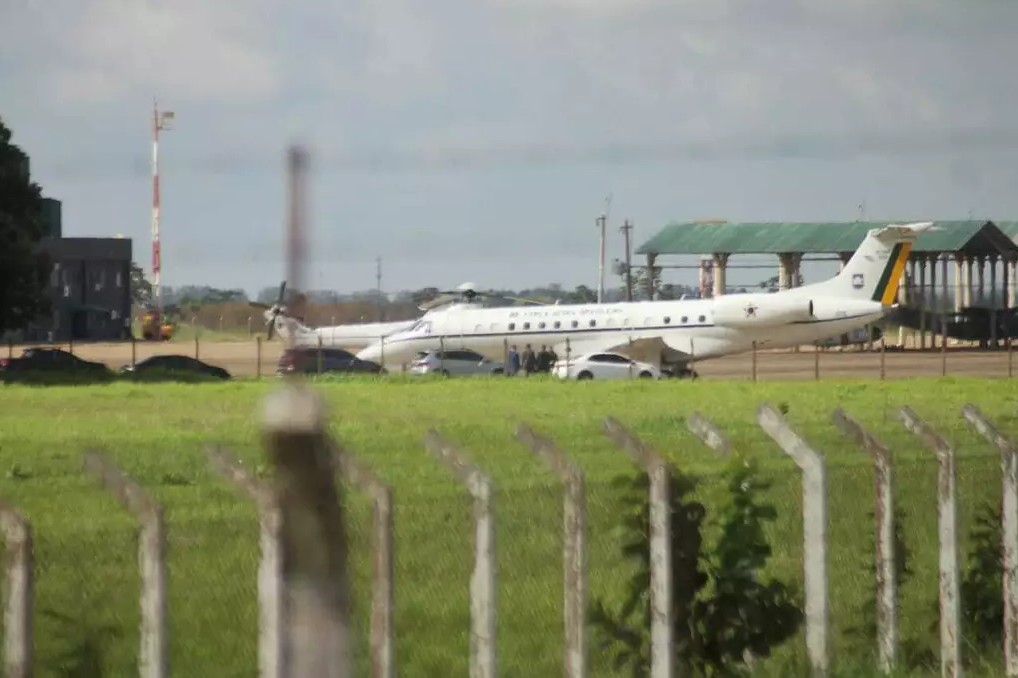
[713, 294, 814, 329]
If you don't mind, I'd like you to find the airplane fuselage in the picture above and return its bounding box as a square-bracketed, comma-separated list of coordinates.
[355, 291, 888, 368]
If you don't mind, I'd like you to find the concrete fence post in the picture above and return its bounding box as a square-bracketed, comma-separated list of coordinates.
[515, 423, 587, 678]
[422, 429, 496, 678]
[82, 452, 168, 678]
[332, 446, 395, 678]
[205, 447, 284, 678]
[831, 407, 898, 673]
[757, 404, 829, 677]
[685, 411, 732, 457]
[897, 406, 962, 677]
[262, 383, 352, 678]
[602, 416, 673, 678]
[961, 403, 1018, 677]
[0, 503, 33, 678]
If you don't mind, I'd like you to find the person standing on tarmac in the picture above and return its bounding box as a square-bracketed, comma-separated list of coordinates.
[522, 344, 536, 375]
[506, 345, 521, 376]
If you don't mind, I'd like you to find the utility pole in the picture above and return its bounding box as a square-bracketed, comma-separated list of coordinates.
[596, 213, 607, 303]
[151, 99, 175, 317]
[375, 256, 383, 321]
[620, 219, 634, 302]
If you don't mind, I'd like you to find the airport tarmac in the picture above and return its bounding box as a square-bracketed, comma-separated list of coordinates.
[13, 340, 1016, 381]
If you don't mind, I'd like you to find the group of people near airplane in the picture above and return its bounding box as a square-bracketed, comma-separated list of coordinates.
[505, 343, 558, 376]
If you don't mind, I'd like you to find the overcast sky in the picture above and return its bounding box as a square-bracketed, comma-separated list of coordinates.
[3, 0, 1018, 296]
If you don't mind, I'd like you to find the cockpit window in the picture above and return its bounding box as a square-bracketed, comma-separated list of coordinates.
[408, 320, 433, 334]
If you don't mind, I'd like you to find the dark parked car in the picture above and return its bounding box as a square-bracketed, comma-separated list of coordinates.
[1, 347, 113, 384]
[276, 347, 383, 376]
[120, 354, 231, 380]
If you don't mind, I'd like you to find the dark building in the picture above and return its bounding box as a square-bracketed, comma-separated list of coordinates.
[3, 149, 133, 343]
[39, 236, 133, 342]
[6, 200, 133, 343]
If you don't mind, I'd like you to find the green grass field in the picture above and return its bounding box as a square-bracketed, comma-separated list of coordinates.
[2, 376, 1018, 677]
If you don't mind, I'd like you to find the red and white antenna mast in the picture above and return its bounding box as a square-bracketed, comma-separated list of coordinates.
[151, 99, 174, 315]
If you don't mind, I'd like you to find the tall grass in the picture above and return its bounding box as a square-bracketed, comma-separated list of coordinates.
[0, 376, 1016, 676]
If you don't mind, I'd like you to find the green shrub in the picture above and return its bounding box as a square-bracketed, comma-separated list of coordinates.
[589, 455, 802, 677]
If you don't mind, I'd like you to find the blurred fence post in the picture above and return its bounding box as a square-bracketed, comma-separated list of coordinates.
[602, 416, 673, 678]
[333, 446, 395, 678]
[880, 336, 886, 380]
[941, 327, 948, 376]
[897, 406, 961, 676]
[751, 340, 758, 382]
[515, 423, 587, 678]
[422, 429, 496, 678]
[814, 341, 820, 380]
[131, 336, 137, 368]
[257, 336, 263, 379]
[961, 403, 1018, 677]
[317, 335, 323, 375]
[565, 338, 572, 379]
[206, 447, 283, 678]
[757, 404, 829, 677]
[261, 383, 351, 678]
[194, 335, 199, 361]
[82, 452, 167, 678]
[685, 411, 732, 457]
[831, 407, 898, 673]
[0, 503, 33, 678]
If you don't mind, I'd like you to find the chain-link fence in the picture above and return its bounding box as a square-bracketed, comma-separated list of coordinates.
[4, 331, 1017, 382]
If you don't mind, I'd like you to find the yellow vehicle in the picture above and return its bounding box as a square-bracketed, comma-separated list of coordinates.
[140, 310, 174, 341]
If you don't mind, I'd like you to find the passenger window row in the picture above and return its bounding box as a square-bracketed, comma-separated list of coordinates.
[504, 314, 709, 332]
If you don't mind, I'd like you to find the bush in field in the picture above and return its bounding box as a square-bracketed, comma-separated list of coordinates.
[589, 456, 802, 677]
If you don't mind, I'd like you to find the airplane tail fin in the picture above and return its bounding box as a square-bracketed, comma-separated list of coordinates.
[812, 221, 934, 304]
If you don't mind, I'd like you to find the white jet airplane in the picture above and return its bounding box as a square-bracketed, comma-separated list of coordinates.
[254, 281, 543, 350]
[355, 221, 933, 373]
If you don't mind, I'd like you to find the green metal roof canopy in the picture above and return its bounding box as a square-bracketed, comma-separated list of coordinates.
[636, 220, 1018, 257]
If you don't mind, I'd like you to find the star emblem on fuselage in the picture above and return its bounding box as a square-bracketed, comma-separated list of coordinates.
[745, 303, 758, 317]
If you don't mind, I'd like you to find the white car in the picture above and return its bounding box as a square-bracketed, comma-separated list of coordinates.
[408, 348, 505, 376]
[552, 352, 662, 380]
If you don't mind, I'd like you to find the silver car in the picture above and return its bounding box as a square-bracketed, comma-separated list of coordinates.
[408, 348, 505, 376]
